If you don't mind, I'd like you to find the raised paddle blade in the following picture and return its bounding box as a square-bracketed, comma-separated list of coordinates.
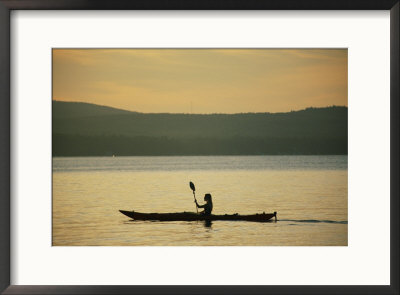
[189, 181, 195, 192]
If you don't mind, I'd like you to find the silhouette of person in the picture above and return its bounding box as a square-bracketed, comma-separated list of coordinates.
[195, 193, 213, 215]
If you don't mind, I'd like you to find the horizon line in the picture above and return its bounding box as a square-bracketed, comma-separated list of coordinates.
[53, 99, 348, 115]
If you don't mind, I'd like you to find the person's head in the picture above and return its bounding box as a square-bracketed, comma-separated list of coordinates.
[204, 193, 212, 202]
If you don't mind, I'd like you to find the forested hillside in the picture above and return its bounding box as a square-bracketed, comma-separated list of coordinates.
[53, 101, 347, 156]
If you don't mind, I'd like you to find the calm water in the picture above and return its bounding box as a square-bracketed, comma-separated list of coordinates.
[52, 156, 348, 246]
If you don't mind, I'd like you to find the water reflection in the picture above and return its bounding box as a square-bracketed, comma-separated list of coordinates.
[204, 220, 212, 228]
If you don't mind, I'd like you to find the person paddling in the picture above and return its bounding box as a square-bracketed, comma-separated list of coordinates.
[195, 193, 213, 216]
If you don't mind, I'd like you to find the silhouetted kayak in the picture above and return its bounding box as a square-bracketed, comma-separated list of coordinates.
[119, 210, 277, 222]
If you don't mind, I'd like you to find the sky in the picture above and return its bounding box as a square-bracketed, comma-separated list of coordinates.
[52, 49, 347, 114]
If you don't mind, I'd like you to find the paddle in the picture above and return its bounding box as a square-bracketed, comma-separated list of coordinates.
[189, 181, 198, 213]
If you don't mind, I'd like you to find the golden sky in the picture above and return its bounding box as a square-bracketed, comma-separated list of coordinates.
[52, 49, 347, 114]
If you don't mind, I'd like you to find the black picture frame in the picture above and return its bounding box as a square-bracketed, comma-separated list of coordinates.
[0, 1, 399, 294]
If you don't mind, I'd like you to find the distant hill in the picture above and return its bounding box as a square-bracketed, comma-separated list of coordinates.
[52, 100, 132, 119]
[53, 101, 348, 156]
[53, 101, 132, 118]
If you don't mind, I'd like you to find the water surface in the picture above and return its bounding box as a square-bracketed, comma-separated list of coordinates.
[52, 155, 347, 246]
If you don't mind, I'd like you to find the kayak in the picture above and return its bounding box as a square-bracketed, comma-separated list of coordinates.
[119, 210, 277, 222]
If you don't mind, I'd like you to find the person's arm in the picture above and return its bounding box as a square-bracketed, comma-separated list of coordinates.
[195, 200, 205, 208]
